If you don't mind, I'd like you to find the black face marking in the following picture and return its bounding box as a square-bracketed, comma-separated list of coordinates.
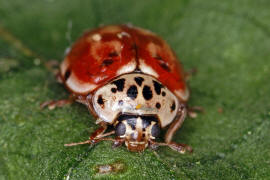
[160, 63, 171, 72]
[111, 88, 117, 93]
[118, 114, 158, 130]
[108, 51, 118, 57]
[64, 69, 71, 81]
[153, 80, 163, 95]
[162, 91, 166, 96]
[134, 77, 144, 86]
[97, 95, 104, 106]
[127, 118, 137, 130]
[127, 85, 138, 100]
[115, 122, 126, 136]
[156, 103, 161, 109]
[142, 115, 158, 129]
[142, 85, 153, 100]
[151, 124, 160, 138]
[102, 59, 114, 66]
[111, 78, 125, 92]
[117, 114, 137, 130]
[118, 100, 123, 106]
[171, 101, 176, 112]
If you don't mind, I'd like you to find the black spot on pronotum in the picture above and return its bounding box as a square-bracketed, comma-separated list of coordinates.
[142, 85, 153, 100]
[162, 91, 166, 96]
[111, 88, 117, 93]
[151, 124, 160, 138]
[153, 80, 163, 95]
[115, 122, 126, 136]
[111, 78, 125, 92]
[134, 77, 144, 86]
[156, 103, 161, 109]
[97, 95, 104, 107]
[118, 100, 123, 106]
[160, 63, 171, 72]
[64, 69, 71, 81]
[127, 85, 138, 100]
[102, 59, 114, 66]
[170, 101, 176, 112]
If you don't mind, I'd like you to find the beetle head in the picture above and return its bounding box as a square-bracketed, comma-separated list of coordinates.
[114, 114, 160, 152]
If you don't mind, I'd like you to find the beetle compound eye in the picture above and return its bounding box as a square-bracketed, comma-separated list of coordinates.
[151, 124, 160, 138]
[115, 122, 126, 136]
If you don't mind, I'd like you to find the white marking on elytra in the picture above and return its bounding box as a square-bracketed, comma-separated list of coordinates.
[66, 73, 97, 94]
[92, 33, 102, 41]
[117, 31, 131, 39]
[60, 58, 70, 77]
[116, 61, 136, 75]
[139, 59, 159, 78]
[174, 88, 189, 101]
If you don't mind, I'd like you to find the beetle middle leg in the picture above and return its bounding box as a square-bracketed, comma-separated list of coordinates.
[40, 94, 77, 110]
[158, 104, 193, 153]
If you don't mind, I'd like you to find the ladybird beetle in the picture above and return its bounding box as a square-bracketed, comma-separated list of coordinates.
[43, 25, 192, 153]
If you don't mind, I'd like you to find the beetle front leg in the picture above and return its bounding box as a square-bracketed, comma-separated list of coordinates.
[165, 104, 187, 143]
[40, 94, 78, 110]
[149, 140, 192, 154]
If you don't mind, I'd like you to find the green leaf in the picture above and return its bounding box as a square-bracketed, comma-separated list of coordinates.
[1, 0, 270, 179]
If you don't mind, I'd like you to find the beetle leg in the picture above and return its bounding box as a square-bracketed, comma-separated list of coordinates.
[40, 94, 77, 110]
[165, 104, 187, 143]
[187, 106, 204, 119]
[184, 68, 197, 81]
[149, 140, 192, 154]
[89, 122, 108, 141]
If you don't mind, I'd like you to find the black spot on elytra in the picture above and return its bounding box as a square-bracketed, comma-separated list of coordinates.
[127, 85, 138, 100]
[154, 55, 164, 61]
[64, 69, 71, 81]
[108, 51, 118, 57]
[162, 91, 166, 96]
[153, 80, 163, 95]
[134, 77, 144, 86]
[97, 95, 104, 106]
[160, 63, 171, 72]
[111, 88, 117, 93]
[102, 59, 114, 66]
[156, 102, 161, 109]
[171, 101, 176, 112]
[142, 85, 153, 100]
[111, 78, 125, 92]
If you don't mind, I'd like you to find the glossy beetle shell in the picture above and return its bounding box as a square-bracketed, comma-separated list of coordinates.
[60, 25, 189, 102]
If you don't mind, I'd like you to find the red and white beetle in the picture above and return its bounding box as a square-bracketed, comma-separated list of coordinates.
[43, 25, 193, 153]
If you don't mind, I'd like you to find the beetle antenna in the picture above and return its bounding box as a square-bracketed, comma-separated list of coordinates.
[64, 137, 117, 147]
[64, 140, 92, 146]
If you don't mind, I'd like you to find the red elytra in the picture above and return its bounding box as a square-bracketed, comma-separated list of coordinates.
[60, 25, 189, 102]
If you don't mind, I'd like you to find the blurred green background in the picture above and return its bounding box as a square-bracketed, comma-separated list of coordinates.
[0, 0, 270, 179]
